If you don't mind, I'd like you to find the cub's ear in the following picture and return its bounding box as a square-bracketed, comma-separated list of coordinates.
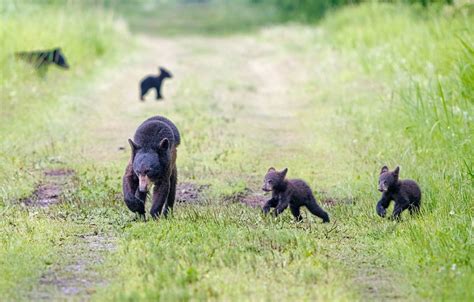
[393, 166, 400, 177]
[280, 168, 288, 178]
[380, 166, 389, 174]
[159, 138, 169, 150]
[267, 167, 276, 172]
[128, 139, 140, 158]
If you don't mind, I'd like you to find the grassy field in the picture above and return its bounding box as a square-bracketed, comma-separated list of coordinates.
[0, 1, 472, 301]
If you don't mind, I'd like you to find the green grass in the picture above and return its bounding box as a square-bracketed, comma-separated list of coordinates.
[320, 3, 474, 299]
[0, 1, 128, 202]
[0, 1, 472, 301]
[0, 2, 130, 300]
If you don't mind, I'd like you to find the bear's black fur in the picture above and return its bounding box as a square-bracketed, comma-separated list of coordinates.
[139, 67, 172, 101]
[122, 116, 180, 219]
[15, 48, 69, 71]
[376, 166, 421, 219]
[262, 167, 330, 223]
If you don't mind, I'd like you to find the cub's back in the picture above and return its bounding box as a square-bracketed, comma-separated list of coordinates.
[289, 179, 314, 199]
[400, 179, 421, 201]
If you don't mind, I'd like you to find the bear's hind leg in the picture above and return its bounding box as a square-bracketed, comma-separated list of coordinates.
[391, 201, 410, 220]
[408, 201, 420, 216]
[290, 205, 303, 222]
[163, 168, 177, 217]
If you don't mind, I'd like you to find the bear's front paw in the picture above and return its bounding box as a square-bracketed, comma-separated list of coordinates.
[376, 207, 386, 218]
[124, 194, 145, 214]
[262, 206, 271, 214]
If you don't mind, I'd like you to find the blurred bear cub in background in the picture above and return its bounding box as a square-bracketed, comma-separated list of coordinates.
[15, 47, 69, 74]
[139, 67, 172, 101]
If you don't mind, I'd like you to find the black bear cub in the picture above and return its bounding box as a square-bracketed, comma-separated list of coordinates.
[262, 167, 330, 223]
[139, 67, 173, 101]
[122, 116, 180, 219]
[15, 48, 69, 70]
[376, 166, 421, 219]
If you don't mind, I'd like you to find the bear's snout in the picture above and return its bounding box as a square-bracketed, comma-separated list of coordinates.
[138, 174, 150, 192]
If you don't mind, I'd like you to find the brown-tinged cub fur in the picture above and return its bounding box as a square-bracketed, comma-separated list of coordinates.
[376, 166, 421, 219]
[262, 167, 330, 223]
[123, 116, 180, 219]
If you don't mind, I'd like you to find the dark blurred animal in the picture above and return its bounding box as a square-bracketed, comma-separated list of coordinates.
[123, 116, 180, 219]
[139, 67, 173, 101]
[262, 167, 330, 223]
[15, 48, 69, 73]
[376, 166, 421, 220]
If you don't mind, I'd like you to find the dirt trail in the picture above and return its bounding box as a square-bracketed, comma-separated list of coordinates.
[32, 234, 115, 301]
[30, 29, 401, 300]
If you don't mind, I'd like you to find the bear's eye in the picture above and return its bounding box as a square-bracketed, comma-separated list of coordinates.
[268, 180, 273, 184]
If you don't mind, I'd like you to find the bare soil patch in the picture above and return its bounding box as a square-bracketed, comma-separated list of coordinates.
[176, 182, 208, 203]
[240, 193, 267, 208]
[22, 169, 75, 207]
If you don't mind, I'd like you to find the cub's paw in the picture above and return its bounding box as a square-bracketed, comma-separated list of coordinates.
[376, 207, 386, 218]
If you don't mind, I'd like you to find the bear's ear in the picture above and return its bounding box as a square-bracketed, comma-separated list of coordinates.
[159, 138, 169, 151]
[267, 167, 276, 172]
[128, 139, 140, 158]
[380, 166, 389, 174]
[393, 166, 400, 177]
[280, 168, 288, 178]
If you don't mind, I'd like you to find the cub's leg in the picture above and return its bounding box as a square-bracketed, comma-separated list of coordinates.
[123, 162, 145, 217]
[376, 194, 391, 218]
[306, 196, 330, 223]
[262, 197, 278, 214]
[163, 167, 177, 217]
[155, 86, 163, 100]
[274, 197, 289, 217]
[391, 199, 410, 220]
[408, 202, 420, 215]
[150, 181, 170, 219]
[290, 204, 303, 222]
[140, 84, 147, 101]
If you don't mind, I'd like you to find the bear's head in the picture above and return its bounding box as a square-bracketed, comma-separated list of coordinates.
[53, 48, 69, 69]
[129, 138, 170, 192]
[262, 167, 288, 192]
[378, 166, 400, 192]
[159, 67, 173, 78]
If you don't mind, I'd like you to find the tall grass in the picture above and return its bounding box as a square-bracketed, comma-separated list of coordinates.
[0, 1, 127, 203]
[322, 3, 473, 299]
[0, 3, 128, 299]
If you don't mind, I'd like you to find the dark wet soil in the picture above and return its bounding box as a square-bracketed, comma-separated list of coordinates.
[22, 169, 75, 207]
[176, 182, 208, 203]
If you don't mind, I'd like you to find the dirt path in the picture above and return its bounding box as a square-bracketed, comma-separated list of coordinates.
[29, 28, 401, 300]
[32, 234, 115, 300]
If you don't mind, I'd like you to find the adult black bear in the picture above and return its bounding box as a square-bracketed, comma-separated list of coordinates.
[122, 116, 180, 219]
[262, 167, 330, 223]
[376, 166, 421, 220]
[139, 67, 173, 101]
[15, 48, 69, 71]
